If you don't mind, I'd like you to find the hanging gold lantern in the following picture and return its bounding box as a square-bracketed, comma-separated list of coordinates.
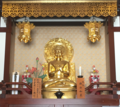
[84, 21, 103, 43]
[16, 21, 35, 43]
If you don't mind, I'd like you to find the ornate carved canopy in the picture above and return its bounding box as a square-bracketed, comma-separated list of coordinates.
[2, 0, 117, 17]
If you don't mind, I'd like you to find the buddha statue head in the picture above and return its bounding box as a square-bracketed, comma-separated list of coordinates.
[54, 47, 63, 61]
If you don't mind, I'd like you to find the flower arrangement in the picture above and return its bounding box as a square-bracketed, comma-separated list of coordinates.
[26, 57, 47, 84]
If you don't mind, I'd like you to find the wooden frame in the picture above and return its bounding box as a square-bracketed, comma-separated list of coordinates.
[4, 17, 12, 82]
[0, 82, 120, 107]
[108, 16, 120, 82]
[0, 17, 12, 82]
[108, 17, 116, 82]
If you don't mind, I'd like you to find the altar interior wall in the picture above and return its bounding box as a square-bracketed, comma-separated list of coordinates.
[10, 25, 109, 87]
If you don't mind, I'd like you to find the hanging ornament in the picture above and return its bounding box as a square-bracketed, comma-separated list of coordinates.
[84, 17, 103, 43]
[16, 18, 35, 43]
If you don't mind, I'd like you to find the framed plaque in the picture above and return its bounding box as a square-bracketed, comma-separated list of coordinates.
[32, 78, 42, 98]
[77, 78, 85, 99]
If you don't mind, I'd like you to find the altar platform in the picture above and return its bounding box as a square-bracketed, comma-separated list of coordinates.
[0, 82, 120, 107]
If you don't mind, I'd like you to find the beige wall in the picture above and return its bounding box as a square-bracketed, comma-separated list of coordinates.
[12, 26, 108, 87]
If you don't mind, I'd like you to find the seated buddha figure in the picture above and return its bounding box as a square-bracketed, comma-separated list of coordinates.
[42, 38, 76, 99]
[43, 48, 76, 88]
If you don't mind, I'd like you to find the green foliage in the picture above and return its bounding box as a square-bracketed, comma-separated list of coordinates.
[26, 74, 47, 84]
[26, 77, 33, 84]
[38, 74, 47, 80]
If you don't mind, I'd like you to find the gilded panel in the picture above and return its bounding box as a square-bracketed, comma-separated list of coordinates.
[2, 3, 117, 17]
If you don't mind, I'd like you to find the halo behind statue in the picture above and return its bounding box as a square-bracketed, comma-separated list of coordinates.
[44, 38, 74, 62]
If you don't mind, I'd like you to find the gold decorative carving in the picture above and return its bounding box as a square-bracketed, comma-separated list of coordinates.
[2, 2, 117, 17]
[84, 21, 103, 43]
[16, 21, 35, 43]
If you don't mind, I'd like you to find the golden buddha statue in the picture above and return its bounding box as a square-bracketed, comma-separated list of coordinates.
[42, 38, 76, 99]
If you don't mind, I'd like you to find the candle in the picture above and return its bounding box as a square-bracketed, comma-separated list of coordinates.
[12, 71, 19, 95]
[15, 72, 19, 95]
[12, 72, 15, 95]
[79, 66, 81, 76]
